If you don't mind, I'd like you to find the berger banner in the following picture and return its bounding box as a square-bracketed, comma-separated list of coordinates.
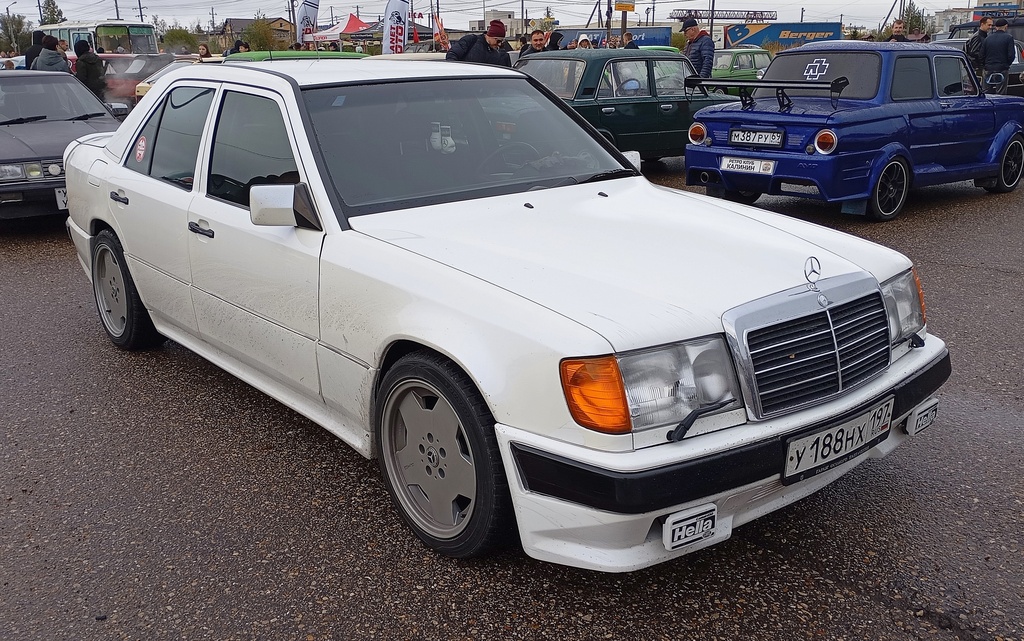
[295, 0, 321, 41]
[382, 0, 409, 55]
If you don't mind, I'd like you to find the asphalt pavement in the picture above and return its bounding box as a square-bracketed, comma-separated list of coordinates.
[1, 172, 1021, 640]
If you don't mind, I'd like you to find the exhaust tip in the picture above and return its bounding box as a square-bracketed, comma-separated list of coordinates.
[699, 172, 710, 184]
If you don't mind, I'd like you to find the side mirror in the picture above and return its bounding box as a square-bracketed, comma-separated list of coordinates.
[250, 183, 322, 231]
[105, 102, 130, 119]
[621, 150, 642, 170]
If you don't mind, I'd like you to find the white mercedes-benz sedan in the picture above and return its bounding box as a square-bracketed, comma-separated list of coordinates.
[64, 59, 951, 572]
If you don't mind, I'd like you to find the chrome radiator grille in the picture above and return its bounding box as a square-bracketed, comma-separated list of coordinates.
[746, 292, 890, 416]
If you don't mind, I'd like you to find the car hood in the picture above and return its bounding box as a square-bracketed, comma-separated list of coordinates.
[351, 178, 905, 351]
[0, 119, 120, 160]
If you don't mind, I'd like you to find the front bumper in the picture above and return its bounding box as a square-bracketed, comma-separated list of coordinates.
[496, 342, 950, 572]
[0, 178, 68, 220]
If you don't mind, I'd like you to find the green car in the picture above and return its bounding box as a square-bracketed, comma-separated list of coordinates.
[514, 48, 737, 160]
[223, 50, 367, 62]
[711, 48, 773, 95]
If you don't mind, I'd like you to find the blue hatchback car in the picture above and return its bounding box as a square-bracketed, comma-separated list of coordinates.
[684, 41, 1024, 220]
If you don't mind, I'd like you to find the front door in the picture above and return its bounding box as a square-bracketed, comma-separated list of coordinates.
[188, 87, 324, 397]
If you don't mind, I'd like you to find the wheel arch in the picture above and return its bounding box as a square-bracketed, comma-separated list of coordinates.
[984, 121, 1024, 165]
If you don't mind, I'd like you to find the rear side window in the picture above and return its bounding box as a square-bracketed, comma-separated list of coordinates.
[125, 86, 215, 189]
[597, 60, 650, 98]
[891, 56, 934, 100]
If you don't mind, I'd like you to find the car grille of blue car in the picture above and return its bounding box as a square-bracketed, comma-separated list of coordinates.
[746, 292, 890, 416]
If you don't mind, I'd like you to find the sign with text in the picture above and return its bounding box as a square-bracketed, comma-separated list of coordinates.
[614, 2, 635, 11]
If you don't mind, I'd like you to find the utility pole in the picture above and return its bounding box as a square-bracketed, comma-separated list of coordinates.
[353, 5, 360, 18]
[210, 7, 216, 33]
[800, 7, 804, 22]
[136, 0, 145, 21]
[114, 0, 120, 19]
[36, 0, 41, 23]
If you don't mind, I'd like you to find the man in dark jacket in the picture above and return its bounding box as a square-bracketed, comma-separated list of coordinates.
[445, 19, 511, 67]
[682, 18, 713, 78]
[74, 40, 106, 100]
[24, 30, 45, 70]
[518, 30, 546, 58]
[623, 32, 639, 49]
[31, 35, 69, 71]
[982, 18, 1016, 94]
[966, 16, 992, 79]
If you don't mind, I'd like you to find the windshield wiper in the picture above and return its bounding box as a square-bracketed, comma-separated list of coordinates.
[0, 115, 47, 126]
[577, 168, 637, 184]
[64, 112, 108, 121]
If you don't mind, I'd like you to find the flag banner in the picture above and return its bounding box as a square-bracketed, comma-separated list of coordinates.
[382, 0, 410, 54]
[296, 0, 321, 38]
[432, 13, 450, 51]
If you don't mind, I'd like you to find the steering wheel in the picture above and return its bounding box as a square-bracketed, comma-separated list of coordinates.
[616, 78, 642, 96]
[478, 142, 541, 175]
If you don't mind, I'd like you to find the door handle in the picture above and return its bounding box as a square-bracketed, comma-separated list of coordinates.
[109, 191, 128, 205]
[601, 107, 616, 114]
[188, 221, 215, 238]
[660, 104, 674, 111]
[939, 101, 952, 108]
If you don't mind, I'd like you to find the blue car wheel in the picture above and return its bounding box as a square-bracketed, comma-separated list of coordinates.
[985, 134, 1024, 194]
[868, 158, 909, 222]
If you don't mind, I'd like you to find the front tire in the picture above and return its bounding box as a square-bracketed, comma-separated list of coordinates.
[91, 229, 165, 350]
[867, 158, 909, 221]
[375, 352, 514, 558]
[985, 134, 1024, 193]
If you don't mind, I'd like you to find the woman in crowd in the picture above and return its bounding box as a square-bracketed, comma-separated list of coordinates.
[198, 43, 212, 58]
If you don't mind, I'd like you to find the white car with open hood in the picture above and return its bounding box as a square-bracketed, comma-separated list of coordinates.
[64, 59, 951, 572]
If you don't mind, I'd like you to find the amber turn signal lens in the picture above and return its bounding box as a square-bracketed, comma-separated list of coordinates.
[688, 122, 707, 145]
[814, 129, 838, 155]
[913, 267, 927, 325]
[560, 356, 631, 434]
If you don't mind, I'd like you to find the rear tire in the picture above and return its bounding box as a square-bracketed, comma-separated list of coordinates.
[91, 229, 165, 350]
[985, 134, 1024, 193]
[867, 158, 909, 221]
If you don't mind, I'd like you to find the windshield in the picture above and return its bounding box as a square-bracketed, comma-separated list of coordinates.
[0, 75, 108, 122]
[757, 51, 881, 99]
[713, 52, 734, 69]
[514, 58, 587, 99]
[303, 77, 626, 216]
[96, 25, 158, 54]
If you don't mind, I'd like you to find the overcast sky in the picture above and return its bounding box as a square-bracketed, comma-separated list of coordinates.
[33, 0, 968, 33]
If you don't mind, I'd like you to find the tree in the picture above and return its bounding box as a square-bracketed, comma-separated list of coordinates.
[0, 12, 33, 53]
[900, 0, 929, 36]
[40, 0, 63, 25]
[241, 14, 277, 50]
[163, 27, 198, 53]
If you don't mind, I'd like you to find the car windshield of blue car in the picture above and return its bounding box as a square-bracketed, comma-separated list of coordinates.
[757, 52, 881, 100]
[0, 75, 109, 123]
[302, 77, 627, 216]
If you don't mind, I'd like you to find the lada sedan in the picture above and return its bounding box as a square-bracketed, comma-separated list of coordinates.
[685, 41, 1024, 220]
[64, 58, 951, 572]
[515, 48, 737, 160]
[0, 71, 121, 219]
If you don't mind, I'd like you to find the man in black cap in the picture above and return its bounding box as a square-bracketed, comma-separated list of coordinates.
[446, 19, 511, 66]
[982, 18, 1015, 94]
[682, 18, 713, 78]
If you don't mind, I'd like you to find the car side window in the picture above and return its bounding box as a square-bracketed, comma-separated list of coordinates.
[891, 56, 934, 100]
[125, 86, 215, 190]
[207, 91, 299, 209]
[652, 59, 690, 96]
[935, 56, 978, 97]
[736, 54, 752, 70]
[754, 53, 771, 69]
[598, 60, 650, 98]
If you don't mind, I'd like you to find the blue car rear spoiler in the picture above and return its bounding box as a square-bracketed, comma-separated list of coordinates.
[684, 76, 850, 111]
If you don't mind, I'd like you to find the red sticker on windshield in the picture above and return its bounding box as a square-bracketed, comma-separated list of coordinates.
[135, 136, 146, 163]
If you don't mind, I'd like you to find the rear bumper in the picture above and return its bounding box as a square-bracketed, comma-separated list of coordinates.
[497, 343, 950, 572]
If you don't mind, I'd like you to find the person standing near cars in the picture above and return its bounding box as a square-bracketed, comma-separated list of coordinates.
[623, 32, 639, 49]
[30, 36, 70, 72]
[982, 18, 1015, 94]
[445, 20, 511, 67]
[518, 30, 547, 58]
[682, 18, 714, 78]
[885, 19, 908, 42]
[966, 16, 992, 79]
[23, 30, 44, 70]
[74, 40, 106, 100]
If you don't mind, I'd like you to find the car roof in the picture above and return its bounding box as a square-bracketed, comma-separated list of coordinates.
[781, 40, 963, 53]
[520, 48, 683, 60]
[158, 57, 523, 87]
[224, 50, 367, 61]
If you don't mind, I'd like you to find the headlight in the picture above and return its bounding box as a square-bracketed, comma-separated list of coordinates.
[881, 268, 926, 344]
[561, 337, 742, 435]
[0, 164, 25, 180]
[25, 163, 43, 178]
